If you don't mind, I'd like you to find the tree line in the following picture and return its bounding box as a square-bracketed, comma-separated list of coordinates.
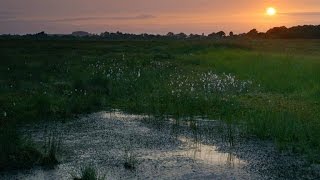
[1, 25, 320, 40]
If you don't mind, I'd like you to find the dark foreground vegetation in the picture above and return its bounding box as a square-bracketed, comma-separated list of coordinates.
[1, 38, 320, 171]
[73, 165, 105, 180]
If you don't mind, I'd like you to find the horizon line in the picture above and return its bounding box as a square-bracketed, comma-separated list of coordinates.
[1, 24, 319, 36]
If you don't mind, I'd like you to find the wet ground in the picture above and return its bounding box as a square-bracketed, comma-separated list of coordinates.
[1, 111, 319, 180]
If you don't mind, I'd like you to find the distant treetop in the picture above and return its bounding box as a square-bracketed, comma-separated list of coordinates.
[2, 25, 320, 40]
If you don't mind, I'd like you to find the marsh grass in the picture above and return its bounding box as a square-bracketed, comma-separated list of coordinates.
[0, 124, 64, 171]
[124, 148, 138, 170]
[72, 165, 105, 180]
[41, 134, 61, 167]
[0, 125, 42, 171]
[1, 39, 320, 164]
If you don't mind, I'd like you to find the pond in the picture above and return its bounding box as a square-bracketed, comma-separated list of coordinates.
[1, 111, 318, 179]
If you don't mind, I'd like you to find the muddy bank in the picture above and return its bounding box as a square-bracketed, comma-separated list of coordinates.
[1, 111, 319, 179]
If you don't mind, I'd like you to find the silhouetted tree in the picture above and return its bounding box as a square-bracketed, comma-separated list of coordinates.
[188, 33, 202, 39]
[208, 32, 216, 38]
[266, 26, 288, 38]
[2, 25, 320, 40]
[167, 32, 175, 37]
[246, 29, 259, 38]
[176, 32, 187, 39]
[100, 31, 110, 37]
[216, 31, 226, 38]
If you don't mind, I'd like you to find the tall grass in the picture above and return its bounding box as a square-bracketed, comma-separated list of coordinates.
[0, 124, 42, 170]
[1, 39, 320, 165]
[41, 135, 60, 167]
[73, 165, 105, 180]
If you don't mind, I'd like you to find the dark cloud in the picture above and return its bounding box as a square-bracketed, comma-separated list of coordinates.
[49, 14, 156, 22]
[0, 14, 156, 23]
[0, 11, 19, 19]
[112, 14, 155, 20]
[0, 11, 16, 15]
[0, 15, 14, 19]
[0, 17, 21, 22]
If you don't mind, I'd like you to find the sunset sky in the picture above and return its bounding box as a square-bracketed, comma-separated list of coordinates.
[0, 0, 319, 34]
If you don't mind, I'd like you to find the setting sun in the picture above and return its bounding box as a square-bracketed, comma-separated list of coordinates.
[266, 7, 277, 16]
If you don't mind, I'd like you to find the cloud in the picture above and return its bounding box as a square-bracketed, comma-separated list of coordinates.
[0, 11, 17, 15]
[0, 14, 156, 23]
[0, 15, 14, 19]
[280, 12, 320, 16]
[0, 11, 20, 20]
[49, 14, 156, 22]
[112, 14, 156, 20]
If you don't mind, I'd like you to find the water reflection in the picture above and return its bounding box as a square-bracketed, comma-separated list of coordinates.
[2, 111, 251, 180]
[176, 136, 244, 168]
[103, 111, 243, 168]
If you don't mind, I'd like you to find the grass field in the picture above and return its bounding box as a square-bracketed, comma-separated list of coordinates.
[1, 39, 320, 169]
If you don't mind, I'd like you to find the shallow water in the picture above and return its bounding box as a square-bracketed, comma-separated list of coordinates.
[1, 111, 319, 179]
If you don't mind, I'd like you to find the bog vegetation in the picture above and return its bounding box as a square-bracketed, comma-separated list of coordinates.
[1, 38, 320, 170]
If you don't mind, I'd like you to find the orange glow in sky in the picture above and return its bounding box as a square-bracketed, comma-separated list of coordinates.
[0, 0, 319, 34]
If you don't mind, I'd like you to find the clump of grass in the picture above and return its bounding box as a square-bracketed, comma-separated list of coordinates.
[73, 165, 105, 180]
[0, 125, 42, 171]
[124, 148, 138, 170]
[41, 135, 61, 167]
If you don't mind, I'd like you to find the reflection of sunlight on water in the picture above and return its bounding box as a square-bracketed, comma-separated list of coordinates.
[4, 111, 256, 180]
[102, 110, 148, 120]
[177, 136, 245, 168]
[101, 111, 245, 168]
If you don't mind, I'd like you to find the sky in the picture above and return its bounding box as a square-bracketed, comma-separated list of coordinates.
[0, 0, 319, 34]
